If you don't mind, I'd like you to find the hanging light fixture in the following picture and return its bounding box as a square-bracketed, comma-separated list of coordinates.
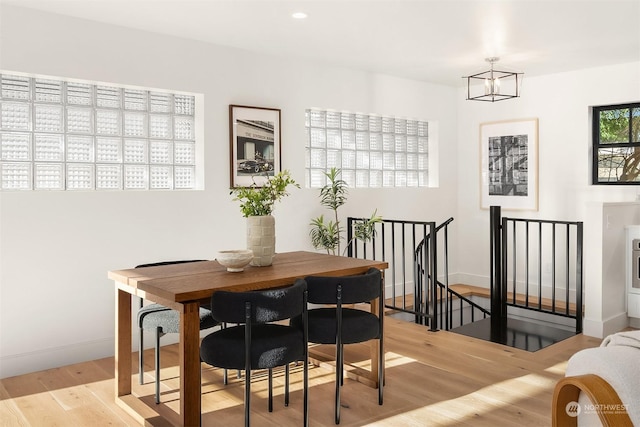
[465, 57, 523, 102]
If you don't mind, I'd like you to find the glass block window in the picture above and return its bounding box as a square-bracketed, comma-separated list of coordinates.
[305, 109, 430, 188]
[0, 72, 198, 191]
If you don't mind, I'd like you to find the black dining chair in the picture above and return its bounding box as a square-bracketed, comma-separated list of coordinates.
[299, 267, 384, 424]
[135, 260, 219, 404]
[200, 279, 309, 427]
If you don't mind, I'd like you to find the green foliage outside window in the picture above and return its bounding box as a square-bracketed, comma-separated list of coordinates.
[593, 104, 640, 184]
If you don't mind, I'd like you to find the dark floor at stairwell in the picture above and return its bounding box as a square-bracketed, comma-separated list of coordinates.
[451, 317, 577, 352]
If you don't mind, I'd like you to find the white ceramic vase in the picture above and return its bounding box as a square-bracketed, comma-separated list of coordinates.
[246, 215, 275, 266]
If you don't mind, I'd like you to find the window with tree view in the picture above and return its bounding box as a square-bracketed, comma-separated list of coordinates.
[593, 102, 640, 184]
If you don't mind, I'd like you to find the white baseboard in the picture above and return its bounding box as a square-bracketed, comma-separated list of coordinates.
[0, 326, 220, 379]
[0, 338, 114, 379]
[583, 311, 629, 339]
[452, 272, 489, 287]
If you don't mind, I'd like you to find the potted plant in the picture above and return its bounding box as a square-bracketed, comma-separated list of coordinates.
[309, 168, 381, 256]
[231, 170, 299, 266]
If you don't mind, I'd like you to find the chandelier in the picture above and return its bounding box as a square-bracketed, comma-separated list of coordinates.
[465, 57, 523, 102]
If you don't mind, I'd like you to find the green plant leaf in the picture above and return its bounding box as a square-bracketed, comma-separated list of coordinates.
[231, 170, 299, 217]
[319, 167, 347, 211]
[309, 168, 380, 255]
[309, 215, 340, 255]
[353, 210, 382, 242]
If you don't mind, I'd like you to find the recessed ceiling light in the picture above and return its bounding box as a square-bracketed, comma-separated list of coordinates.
[292, 12, 307, 19]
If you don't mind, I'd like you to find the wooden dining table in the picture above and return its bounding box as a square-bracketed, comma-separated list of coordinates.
[108, 251, 388, 427]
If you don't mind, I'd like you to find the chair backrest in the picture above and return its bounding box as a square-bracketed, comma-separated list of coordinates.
[135, 260, 206, 268]
[305, 267, 381, 304]
[210, 279, 307, 324]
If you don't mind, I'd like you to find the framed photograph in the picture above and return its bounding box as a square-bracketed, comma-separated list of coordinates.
[480, 118, 539, 210]
[229, 105, 281, 187]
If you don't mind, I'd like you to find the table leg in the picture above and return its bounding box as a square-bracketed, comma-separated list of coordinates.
[180, 302, 201, 427]
[116, 288, 132, 397]
[370, 273, 385, 389]
[371, 299, 385, 388]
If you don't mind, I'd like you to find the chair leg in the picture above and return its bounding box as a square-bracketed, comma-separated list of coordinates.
[139, 326, 144, 385]
[244, 368, 251, 427]
[303, 357, 309, 427]
[155, 326, 161, 404]
[220, 322, 228, 385]
[284, 364, 290, 407]
[335, 343, 342, 424]
[138, 297, 144, 385]
[244, 307, 251, 427]
[378, 338, 383, 405]
[268, 368, 274, 412]
[339, 343, 344, 386]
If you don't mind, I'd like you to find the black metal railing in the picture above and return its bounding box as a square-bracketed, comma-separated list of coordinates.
[347, 217, 438, 330]
[348, 208, 584, 335]
[443, 285, 491, 331]
[413, 218, 445, 328]
[490, 206, 584, 334]
[347, 216, 488, 331]
[413, 217, 490, 330]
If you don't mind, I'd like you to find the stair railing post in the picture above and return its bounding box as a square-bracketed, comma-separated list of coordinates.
[575, 222, 584, 333]
[490, 206, 506, 338]
[429, 221, 438, 331]
[443, 221, 450, 330]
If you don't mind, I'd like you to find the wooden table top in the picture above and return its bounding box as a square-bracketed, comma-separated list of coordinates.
[109, 251, 388, 303]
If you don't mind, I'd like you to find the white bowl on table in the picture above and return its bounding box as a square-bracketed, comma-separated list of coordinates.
[216, 250, 253, 272]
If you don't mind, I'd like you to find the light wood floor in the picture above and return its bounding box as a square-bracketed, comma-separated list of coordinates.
[0, 315, 602, 427]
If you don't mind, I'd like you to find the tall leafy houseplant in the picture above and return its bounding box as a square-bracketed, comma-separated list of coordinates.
[231, 170, 299, 266]
[309, 168, 381, 256]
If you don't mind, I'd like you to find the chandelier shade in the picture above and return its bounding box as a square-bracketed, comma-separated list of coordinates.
[465, 57, 523, 102]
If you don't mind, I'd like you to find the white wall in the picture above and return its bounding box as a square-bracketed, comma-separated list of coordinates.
[0, 6, 458, 378]
[583, 202, 640, 338]
[456, 62, 640, 337]
[2, 5, 638, 378]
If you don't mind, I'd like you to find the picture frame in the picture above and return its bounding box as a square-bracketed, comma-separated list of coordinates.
[480, 118, 539, 210]
[229, 105, 281, 187]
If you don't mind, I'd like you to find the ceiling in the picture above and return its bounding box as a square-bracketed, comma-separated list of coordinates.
[3, 0, 640, 87]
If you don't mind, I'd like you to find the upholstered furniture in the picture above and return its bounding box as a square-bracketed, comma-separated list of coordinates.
[299, 267, 383, 424]
[200, 279, 309, 427]
[110, 251, 387, 427]
[552, 330, 640, 426]
[135, 260, 218, 404]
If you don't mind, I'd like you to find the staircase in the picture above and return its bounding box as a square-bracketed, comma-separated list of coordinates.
[347, 208, 584, 352]
[347, 216, 487, 332]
